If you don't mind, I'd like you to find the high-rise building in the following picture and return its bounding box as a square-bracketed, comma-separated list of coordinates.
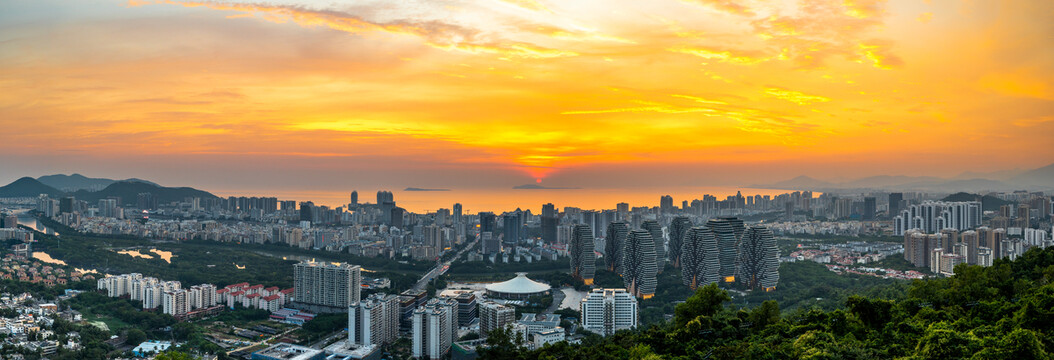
[59, 196, 76, 214]
[349, 293, 400, 346]
[435, 208, 450, 227]
[162, 289, 189, 316]
[904, 230, 942, 268]
[136, 192, 156, 210]
[503, 212, 522, 244]
[480, 232, 500, 255]
[680, 226, 719, 289]
[1016, 204, 1031, 229]
[478, 301, 515, 336]
[2, 214, 17, 229]
[293, 260, 361, 311]
[605, 222, 630, 273]
[541, 203, 557, 244]
[412, 298, 457, 360]
[668, 216, 692, 268]
[706, 217, 744, 284]
[378, 191, 395, 224]
[390, 207, 404, 229]
[961, 230, 979, 265]
[350, 191, 358, 205]
[641, 220, 664, 272]
[622, 230, 658, 299]
[479, 212, 496, 234]
[735, 226, 780, 291]
[659, 195, 674, 214]
[888, 193, 903, 218]
[616, 202, 629, 221]
[454, 293, 477, 327]
[452, 203, 463, 225]
[299, 201, 315, 223]
[863, 197, 876, 220]
[580, 288, 638, 336]
[570, 224, 596, 285]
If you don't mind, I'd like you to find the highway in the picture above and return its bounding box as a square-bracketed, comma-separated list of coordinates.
[412, 235, 478, 291]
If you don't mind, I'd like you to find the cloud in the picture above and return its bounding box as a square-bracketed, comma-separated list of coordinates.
[668, 46, 768, 64]
[842, 0, 887, 19]
[404, 187, 451, 191]
[1012, 115, 1054, 127]
[916, 12, 933, 23]
[858, 40, 903, 69]
[496, 0, 552, 13]
[748, 0, 898, 69]
[152, 0, 577, 59]
[763, 87, 831, 105]
[681, 0, 755, 16]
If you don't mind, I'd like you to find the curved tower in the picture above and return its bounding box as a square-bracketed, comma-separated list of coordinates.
[681, 226, 719, 289]
[705, 217, 745, 284]
[641, 220, 665, 273]
[736, 226, 779, 291]
[669, 216, 693, 268]
[605, 221, 630, 273]
[622, 229, 658, 299]
[570, 224, 596, 285]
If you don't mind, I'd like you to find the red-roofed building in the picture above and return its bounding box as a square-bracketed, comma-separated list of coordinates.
[244, 293, 261, 308]
[260, 294, 282, 312]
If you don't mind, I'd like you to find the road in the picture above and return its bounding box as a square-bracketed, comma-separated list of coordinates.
[412, 235, 478, 291]
[546, 287, 566, 314]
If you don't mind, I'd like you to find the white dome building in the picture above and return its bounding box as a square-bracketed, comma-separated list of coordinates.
[485, 273, 551, 300]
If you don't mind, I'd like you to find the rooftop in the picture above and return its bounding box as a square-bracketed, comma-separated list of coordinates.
[485, 273, 550, 294]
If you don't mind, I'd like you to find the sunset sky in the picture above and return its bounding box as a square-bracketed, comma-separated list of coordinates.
[1, 0, 1052, 196]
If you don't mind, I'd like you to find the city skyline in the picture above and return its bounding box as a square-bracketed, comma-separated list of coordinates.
[2, 0, 1053, 192]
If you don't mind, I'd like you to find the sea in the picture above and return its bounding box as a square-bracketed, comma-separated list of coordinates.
[210, 186, 798, 214]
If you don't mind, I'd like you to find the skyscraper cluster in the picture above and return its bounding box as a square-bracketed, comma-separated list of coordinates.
[569, 224, 596, 285]
[893, 201, 982, 235]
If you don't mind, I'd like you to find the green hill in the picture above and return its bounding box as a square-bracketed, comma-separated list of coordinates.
[0, 177, 64, 198]
[478, 246, 1054, 359]
[72, 181, 217, 206]
[942, 192, 1014, 212]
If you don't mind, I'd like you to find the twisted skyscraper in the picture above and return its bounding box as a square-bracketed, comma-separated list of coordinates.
[622, 229, 658, 299]
[570, 224, 597, 285]
[680, 226, 720, 289]
[641, 220, 665, 273]
[706, 217, 745, 284]
[736, 226, 779, 291]
[605, 221, 630, 273]
[669, 216, 692, 268]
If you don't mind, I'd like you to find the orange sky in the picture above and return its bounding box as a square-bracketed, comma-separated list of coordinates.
[0, 0, 1052, 191]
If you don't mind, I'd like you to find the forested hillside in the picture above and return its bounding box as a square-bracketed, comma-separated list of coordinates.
[481, 247, 1054, 359]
